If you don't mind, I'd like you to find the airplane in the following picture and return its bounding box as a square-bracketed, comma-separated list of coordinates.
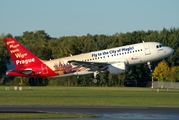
[4, 38, 174, 83]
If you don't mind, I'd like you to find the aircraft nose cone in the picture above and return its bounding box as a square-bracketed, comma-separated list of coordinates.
[163, 47, 174, 58]
[170, 47, 174, 55]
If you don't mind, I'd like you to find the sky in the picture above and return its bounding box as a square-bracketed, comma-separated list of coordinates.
[0, 0, 179, 38]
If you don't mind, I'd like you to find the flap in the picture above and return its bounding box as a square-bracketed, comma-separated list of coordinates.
[68, 60, 109, 71]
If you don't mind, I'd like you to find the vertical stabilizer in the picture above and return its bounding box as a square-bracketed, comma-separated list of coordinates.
[4, 38, 57, 77]
[4, 38, 42, 68]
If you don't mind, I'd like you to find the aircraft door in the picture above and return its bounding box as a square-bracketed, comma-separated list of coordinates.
[144, 44, 151, 55]
[41, 64, 48, 74]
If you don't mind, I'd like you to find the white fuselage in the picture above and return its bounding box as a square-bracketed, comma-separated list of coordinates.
[43, 42, 174, 77]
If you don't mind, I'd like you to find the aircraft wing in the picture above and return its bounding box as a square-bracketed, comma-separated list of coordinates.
[68, 60, 109, 71]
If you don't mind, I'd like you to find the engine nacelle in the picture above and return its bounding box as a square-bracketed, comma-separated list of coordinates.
[107, 62, 127, 74]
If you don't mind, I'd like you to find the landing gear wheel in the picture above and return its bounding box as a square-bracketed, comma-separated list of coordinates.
[93, 78, 98, 83]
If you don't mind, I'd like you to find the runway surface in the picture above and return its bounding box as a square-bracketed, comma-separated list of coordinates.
[0, 106, 179, 120]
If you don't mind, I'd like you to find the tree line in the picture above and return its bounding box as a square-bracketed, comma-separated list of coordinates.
[0, 27, 179, 86]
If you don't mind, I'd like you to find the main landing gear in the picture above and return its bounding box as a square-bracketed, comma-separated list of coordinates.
[93, 71, 100, 83]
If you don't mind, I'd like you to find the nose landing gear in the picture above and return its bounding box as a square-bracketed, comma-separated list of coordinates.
[147, 62, 153, 72]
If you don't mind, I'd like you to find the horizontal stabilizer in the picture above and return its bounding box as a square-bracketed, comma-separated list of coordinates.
[9, 68, 33, 74]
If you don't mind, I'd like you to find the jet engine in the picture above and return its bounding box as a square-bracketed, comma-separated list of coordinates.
[107, 62, 127, 74]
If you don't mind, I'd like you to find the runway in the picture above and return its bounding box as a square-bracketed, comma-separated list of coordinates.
[0, 106, 179, 120]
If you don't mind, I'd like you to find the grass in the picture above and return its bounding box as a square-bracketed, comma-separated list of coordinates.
[0, 113, 95, 120]
[0, 86, 179, 106]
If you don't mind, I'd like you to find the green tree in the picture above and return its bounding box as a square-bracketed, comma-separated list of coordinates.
[169, 66, 179, 82]
[17, 30, 52, 60]
[99, 73, 108, 86]
[152, 60, 170, 81]
[0, 35, 11, 79]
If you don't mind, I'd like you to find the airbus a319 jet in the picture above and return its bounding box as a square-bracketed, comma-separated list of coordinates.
[4, 38, 174, 83]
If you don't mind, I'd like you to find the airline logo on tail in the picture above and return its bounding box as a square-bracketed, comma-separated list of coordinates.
[16, 58, 35, 65]
[7, 41, 35, 65]
[4, 38, 57, 77]
[5, 38, 38, 67]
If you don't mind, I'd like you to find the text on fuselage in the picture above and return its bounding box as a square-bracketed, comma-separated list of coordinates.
[92, 46, 134, 57]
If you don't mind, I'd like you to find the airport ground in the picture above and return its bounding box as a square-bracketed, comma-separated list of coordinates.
[0, 86, 179, 119]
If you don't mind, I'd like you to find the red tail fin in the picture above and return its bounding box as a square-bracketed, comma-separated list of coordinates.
[4, 38, 42, 68]
[4, 38, 57, 77]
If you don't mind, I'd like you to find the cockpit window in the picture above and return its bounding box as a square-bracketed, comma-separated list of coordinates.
[156, 44, 163, 48]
